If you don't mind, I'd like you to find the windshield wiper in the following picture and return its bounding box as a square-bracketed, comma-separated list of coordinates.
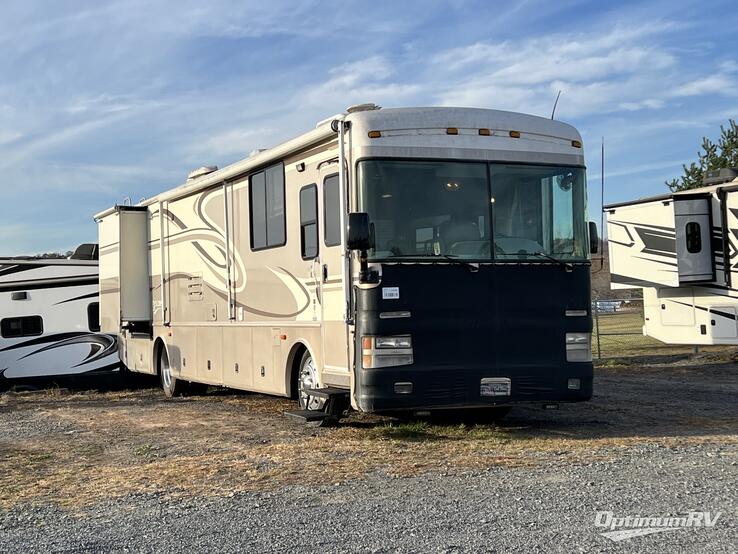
[534, 251, 572, 271]
[388, 253, 480, 272]
[441, 254, 479, 272]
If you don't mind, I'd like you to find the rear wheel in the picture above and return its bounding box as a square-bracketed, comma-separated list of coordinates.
[159, 346, 187, 397]
[297, 350, 323, 411]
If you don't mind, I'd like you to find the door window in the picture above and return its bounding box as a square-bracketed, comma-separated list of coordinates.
[300, 184, 318, 259]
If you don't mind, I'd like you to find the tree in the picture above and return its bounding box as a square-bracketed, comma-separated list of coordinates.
[667, 119, 738, 192]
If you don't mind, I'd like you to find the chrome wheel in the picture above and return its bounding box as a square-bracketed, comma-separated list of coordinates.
[161, 349, 172, 389]
[298, 352, 322, 410]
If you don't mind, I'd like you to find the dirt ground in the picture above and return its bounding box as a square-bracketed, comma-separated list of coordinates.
[1, 352, 737, 511]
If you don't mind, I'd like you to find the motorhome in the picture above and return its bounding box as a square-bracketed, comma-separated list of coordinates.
[606, 167, 738, 345]
[0, 244, 120, 383]
[96, 105, 596, 419]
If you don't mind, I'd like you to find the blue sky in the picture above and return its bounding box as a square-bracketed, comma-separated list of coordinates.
[1, 0, 737, 255]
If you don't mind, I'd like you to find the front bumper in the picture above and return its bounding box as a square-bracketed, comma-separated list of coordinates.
[355, 363, 593, 413]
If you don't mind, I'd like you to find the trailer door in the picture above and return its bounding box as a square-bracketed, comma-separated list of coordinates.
[318, 166, 350, 384]
[674, 198, 713, 283]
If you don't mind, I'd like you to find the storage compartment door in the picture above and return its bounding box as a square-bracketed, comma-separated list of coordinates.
[708, 306, 737, 339]
[674, 198, 713, 282]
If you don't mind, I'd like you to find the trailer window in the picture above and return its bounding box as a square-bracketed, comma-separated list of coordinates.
[250, 163, 286, 250]
[685, 222, 702, 253]
[1, 316, 43, 338]
[88, 302, 101, 332]
[324, 174, 341, 246]
[300, 185, 318, 259]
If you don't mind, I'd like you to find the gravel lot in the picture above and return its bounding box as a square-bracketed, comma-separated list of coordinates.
[1, 353, 736, 553]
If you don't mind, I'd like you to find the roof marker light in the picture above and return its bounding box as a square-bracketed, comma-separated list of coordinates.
[479, 128, 491, 136]
[446, 127, 459, 135]
[509, 130, 521, 138]
[368, 130, 381, 138]
[572, 139, 582, 148]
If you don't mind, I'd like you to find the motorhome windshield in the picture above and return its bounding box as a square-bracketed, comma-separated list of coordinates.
[357, 160, 588, 262]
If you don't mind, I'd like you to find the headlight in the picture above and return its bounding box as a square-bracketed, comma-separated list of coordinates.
[566, 332, 591, 362]
[375, 335, 412, 349]
[361, 335, 414, 369]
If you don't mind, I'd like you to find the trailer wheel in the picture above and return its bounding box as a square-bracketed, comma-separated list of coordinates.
[297, 350, 324, 411]
[159, 347, 187, 397]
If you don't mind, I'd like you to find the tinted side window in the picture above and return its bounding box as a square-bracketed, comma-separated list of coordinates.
[324, 174, 341, 246]
[88, 302, 101, 332]
[299, 185, 318, 259]
[266, 164, 285, 247]
[1, 316, 43, 338]
[685, 222, 702, 253]
[250, 163, 285, 250]
[250, 172, 267, 249]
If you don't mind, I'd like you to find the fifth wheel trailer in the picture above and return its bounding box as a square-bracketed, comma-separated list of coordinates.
[96, 105, 597, 416]
[606, 167, 738, 345]
[0, 244, 121, 383]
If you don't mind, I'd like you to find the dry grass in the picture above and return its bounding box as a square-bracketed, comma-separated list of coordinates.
[1, 387, 736, 510]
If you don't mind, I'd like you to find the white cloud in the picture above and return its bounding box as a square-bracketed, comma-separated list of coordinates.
[672, 74, 738, 97]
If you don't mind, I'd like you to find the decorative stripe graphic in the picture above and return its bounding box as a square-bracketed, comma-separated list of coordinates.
[54, 291, 99, 305]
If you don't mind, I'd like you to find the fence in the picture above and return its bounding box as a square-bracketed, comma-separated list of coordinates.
[591, 298, 676, 359]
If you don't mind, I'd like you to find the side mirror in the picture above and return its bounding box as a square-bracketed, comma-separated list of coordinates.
[589, 221, 599, 254]
[347, 212, 372, 251]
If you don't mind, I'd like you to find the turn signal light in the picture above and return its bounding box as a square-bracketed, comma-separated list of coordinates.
[571, 139, 582, 148]
[368, 130, 381, 138]
[509, 130, 521, 138]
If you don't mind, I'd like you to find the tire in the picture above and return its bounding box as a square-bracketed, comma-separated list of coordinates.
[296, 349, 324, 411]
[159, 346, 187, 397]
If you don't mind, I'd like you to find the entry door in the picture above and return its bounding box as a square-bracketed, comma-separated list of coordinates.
[318, 165, 350, 379]
[674, 198, 713, 282]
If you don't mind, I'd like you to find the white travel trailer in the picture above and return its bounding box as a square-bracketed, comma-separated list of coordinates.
[0, 244, 121, 382]
[606, 168, 738, 345]
[96, 105, 596, 421]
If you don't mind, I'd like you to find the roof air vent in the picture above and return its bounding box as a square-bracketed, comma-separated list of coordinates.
[346, 103, 381, 114]
[249, 148, 268, 158]
[702, 167, 738, 186]
[187, 166, 218, 181]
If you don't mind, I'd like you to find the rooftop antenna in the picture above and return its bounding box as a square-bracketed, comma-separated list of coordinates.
[550, 90, 562, 120]
[599, 137, 605, 271]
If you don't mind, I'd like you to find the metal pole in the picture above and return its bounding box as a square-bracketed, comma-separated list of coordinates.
[594, 300, 602, 359]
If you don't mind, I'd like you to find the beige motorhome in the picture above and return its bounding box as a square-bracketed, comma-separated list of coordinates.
[606, 168, 738, 345]
[97, 105, 595, 419]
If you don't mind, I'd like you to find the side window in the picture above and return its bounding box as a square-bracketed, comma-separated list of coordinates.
[1, 316, 43, 338]
[299, 185, 318, 259]
[88, 302, 101, 332]
[686, 222, 702, 253]
[324, 174, 341, 246]
[250, 162, 286, 250]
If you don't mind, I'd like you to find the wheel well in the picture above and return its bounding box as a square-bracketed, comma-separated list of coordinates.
[153, 338, 166, 376]
[286, 343, 307, 399]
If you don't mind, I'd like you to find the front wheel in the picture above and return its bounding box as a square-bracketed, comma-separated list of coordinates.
[159, 346, 187, 397]
[297, 350, 324, 411]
